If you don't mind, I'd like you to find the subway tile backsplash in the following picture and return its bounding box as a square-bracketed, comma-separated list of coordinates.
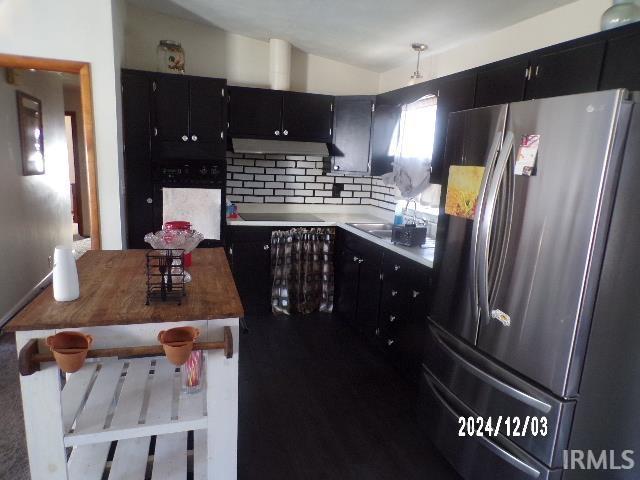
[225, 153, 398, 210]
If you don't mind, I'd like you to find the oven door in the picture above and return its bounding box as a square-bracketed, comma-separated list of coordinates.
[153, 183, 224, 247]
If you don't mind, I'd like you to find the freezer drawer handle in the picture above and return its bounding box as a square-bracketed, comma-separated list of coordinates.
[424, 372, 542, 478]
[429, 325, 552, 413]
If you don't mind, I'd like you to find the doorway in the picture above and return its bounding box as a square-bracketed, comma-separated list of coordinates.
[0, 53, 101, 250]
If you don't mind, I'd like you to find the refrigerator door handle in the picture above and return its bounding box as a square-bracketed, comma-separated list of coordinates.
[423, 369, 542, 479]
[470, 131, 504, 321]
[478, 131, 514, 325]
[428, 324, 552, 413]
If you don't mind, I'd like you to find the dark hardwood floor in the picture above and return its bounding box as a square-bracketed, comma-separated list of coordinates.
[238, 313, 461, 480]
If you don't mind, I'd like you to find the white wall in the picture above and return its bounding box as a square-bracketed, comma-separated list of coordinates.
[0, 69, 72, 322]
[0, 0, 125, 249]
[379, 0, 612, 92]
[124, 3, 380, 95]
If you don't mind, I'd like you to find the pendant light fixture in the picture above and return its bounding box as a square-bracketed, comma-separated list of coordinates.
[408, 43, 428, 86]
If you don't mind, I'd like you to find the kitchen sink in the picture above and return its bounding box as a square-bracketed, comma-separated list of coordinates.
[348, 223, 394, 240]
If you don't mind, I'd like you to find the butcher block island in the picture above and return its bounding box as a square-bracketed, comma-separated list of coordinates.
[6, 249, 244, 480]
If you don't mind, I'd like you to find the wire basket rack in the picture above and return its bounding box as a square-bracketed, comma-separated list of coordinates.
[146, 249, 186, 305]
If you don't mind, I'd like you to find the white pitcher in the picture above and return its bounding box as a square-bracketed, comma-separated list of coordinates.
[53, 246, 80, 302]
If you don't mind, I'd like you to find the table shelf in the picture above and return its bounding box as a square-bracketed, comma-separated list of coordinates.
[67, 429, 207, 480]
[62, 356, 207, 447]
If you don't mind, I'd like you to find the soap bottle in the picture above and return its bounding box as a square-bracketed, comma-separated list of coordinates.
[393, 203, 404, 225]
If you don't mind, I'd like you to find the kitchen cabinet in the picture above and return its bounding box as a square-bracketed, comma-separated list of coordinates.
[281, 91, 334, 141]
[370, 101, 401, 176]
[378, 252, 431, 383]
[226, 226, 274, 316]
[474, 57, 529, 108]
[122, 70, 154, 249]
[228, 87, 283, 138]
[228, 86, 334, 141]
[331, 95, 375, 173]
[153, 73, 226, 158]
[334, 230, 383, 341]
[600, 30, 640, 91]
[431, 72, 477, 184]
[525, 40, 606, 100]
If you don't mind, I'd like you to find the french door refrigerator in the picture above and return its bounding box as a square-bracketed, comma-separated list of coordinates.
[422, 89, 640, 480]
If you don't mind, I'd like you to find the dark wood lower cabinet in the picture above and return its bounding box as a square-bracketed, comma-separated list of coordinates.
[334, 230, 432, 383]
[226, 227, 274, 316]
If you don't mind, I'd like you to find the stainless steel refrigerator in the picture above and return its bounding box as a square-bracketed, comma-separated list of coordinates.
[422, 89, 640, 480]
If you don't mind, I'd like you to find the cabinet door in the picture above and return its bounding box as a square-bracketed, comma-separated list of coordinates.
[189, 77, 226, 154]
[356, 255, 382, 342]
[334, 248, 360, 326]
[154, 75, 190, 142]
[230, 240, 272, 315]
[122, 71, 154, 249]
[475, 58, 528, 108]
[281, 91, 334, 141]
[432, 73, 477, 183]
[396, 282, 429, 382]
[600, 31, 640, 91]
[525, 41, 606, 100]
[331, 96, 374, 173]
[370, 102, 402, 176]
[228, 87, 283, 138]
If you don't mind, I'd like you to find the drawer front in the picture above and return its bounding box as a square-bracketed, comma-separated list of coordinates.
[419, 368, 561, 480]
[424, 323, 575, 468]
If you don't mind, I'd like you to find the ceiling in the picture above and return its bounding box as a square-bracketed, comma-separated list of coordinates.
[127, 0, 577, 72]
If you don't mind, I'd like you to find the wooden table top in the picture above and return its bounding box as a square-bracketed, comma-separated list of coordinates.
[5, 248, 244, 332]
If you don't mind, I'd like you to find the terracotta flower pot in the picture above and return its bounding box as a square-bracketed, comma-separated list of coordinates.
[46, 331, 93, 373]
[157, 326, 200, 366]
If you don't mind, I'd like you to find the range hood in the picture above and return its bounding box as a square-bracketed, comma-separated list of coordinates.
[232, 138, 330, 156]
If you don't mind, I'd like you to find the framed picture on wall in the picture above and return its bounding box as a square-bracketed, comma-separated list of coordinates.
[16, 91, 45, 176]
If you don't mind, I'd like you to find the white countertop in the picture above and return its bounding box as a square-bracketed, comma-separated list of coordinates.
[228, 205, 435, 268]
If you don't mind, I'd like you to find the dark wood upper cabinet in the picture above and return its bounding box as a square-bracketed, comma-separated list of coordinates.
[281, 91, 333, 141]
[228, 87, 283, 138]
[431, 72, 477, 184]
[228, 86, 334, 141]
[525, 40, 606, 100]
[600, 30, 640, 91]
[154, 75, 190, 142]
[331, 95, 374, 173]
[474, 57, 529, 108]
[370, 101, 401, 176]
[189, 77, 226, 144]
[152, 73, 226, 158]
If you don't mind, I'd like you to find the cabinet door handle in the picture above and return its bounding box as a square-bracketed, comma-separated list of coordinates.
[191, 135, 198, 141]
[387, 339, 395, 346]
[283, 130, 289, 136]
[153, 127, 158, 137]
[535, 65, 540, 77]
[353, 256, 359, 263]
[263, 244, 270, 250]
[358, 258, 364, 264]
[394, 264, 401, 271]
[146, 197, 153, 204]
[391, 290, 398, 297]
[275, 130, 280, 136]
[389, 315, 396, 323]
[375, 328, 380, 336]
[181, 135, 189, 142]
[412, 290, 420, 298]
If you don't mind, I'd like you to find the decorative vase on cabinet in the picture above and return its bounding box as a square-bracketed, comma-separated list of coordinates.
[157, 40, 185, 74]
[601, 0, 640, 30]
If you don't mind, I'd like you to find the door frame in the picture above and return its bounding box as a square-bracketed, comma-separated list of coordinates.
[0, 53, 101, 249]
[65, 111, 84, 236]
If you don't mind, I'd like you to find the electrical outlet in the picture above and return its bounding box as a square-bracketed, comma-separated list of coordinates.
[331, 183, 344, 198]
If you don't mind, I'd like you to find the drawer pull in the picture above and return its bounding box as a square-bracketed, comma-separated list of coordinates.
[389, 315, 396, 323]
[387, 339, 395, 346]
[412, 290, 420, 298]
[394, 264, 401, 271]
[391, 290, 398, 297]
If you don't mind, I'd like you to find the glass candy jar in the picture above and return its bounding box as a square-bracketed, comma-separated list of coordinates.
[157, 40, 185, 74]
